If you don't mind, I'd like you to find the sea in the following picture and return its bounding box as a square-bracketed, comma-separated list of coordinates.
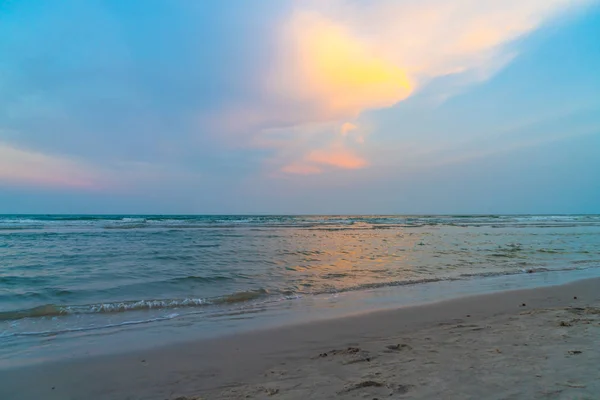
[1, 214, 600, 368]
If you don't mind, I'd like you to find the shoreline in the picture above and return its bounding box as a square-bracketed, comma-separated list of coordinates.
[2, 276, 599, 399]
[2, 266, 599, 369]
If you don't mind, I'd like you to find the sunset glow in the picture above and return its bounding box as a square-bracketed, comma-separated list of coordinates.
[287, 11, 413, 117]
[0, 0, 598, 213]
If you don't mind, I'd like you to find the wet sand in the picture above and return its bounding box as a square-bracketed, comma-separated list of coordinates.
[1, 277, 599, 400]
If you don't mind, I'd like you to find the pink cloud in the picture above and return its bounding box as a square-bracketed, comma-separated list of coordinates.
[277, 122, 369, 175]
[0, 143, 102, 189]
[306, 148, 367, 170]
[281, 163, 322, 175]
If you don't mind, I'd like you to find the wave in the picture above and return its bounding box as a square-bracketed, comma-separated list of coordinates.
[103, 224, 148, 230]
[307, 265, 596, 295]
[2, 264, 599, 323]
[0, 288, 270, 321]
[3, 214, 600, 231]
[0, 226, 41, 231]
[1, 313, 181, 338]
[219, 288, 268, 303]
[120, 217, 147, 223]
[169, 275, 232, 283]
[0, 299, 207, 321]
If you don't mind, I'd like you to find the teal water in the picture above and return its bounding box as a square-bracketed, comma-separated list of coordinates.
[1, 215, 600, 366]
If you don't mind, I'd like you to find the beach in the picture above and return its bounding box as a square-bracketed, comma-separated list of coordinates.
[3, 214, 600, 368]
[1, 277, 599, 400]
[3, 0, 600, 396]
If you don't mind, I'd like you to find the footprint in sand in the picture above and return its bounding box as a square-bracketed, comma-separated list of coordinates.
[341, 381, 412, 395]
[317, 347, 362, 358]
[384, 343, 412, 352]
[316, 347, 373, 364]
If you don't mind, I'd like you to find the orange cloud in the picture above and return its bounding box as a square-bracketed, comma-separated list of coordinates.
[226, 0, 588, 176]
[272, 11, 413, 120]
[270, 0, 587, 116]
[340, 122, 357, 136]
[307, 148, 367, 169]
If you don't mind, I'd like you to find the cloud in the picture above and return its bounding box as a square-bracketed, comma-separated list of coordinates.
[0, 142, 102, 189]
[307, 147, 367, 169]
[274, 121, 368, 175]
[2, 0, 588, 188]
[0, 141, 203, 191]
[269, 10, 414, 120]
[340, 122, 357, 136]
[281, 163, 322, 175]
[223, 0, 588, 175]
[276, 0, 585, 111]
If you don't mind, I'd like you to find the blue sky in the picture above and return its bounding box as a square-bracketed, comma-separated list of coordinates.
[1, 0, 599, 214]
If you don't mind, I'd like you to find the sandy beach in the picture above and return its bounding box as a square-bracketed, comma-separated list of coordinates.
[2, 277, 599, 400]
[3, 0, 600, 397]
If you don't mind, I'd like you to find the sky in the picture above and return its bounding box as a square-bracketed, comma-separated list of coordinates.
[0, 0, 599, 214]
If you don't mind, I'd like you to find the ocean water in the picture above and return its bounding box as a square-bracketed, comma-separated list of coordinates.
[1, 214, 600, 366]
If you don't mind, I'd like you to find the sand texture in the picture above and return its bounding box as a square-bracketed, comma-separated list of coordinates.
[1, 278, 599, 400]
[214, 305, 600, 400]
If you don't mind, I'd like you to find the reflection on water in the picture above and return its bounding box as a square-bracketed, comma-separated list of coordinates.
[275, 228, 423, 293]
